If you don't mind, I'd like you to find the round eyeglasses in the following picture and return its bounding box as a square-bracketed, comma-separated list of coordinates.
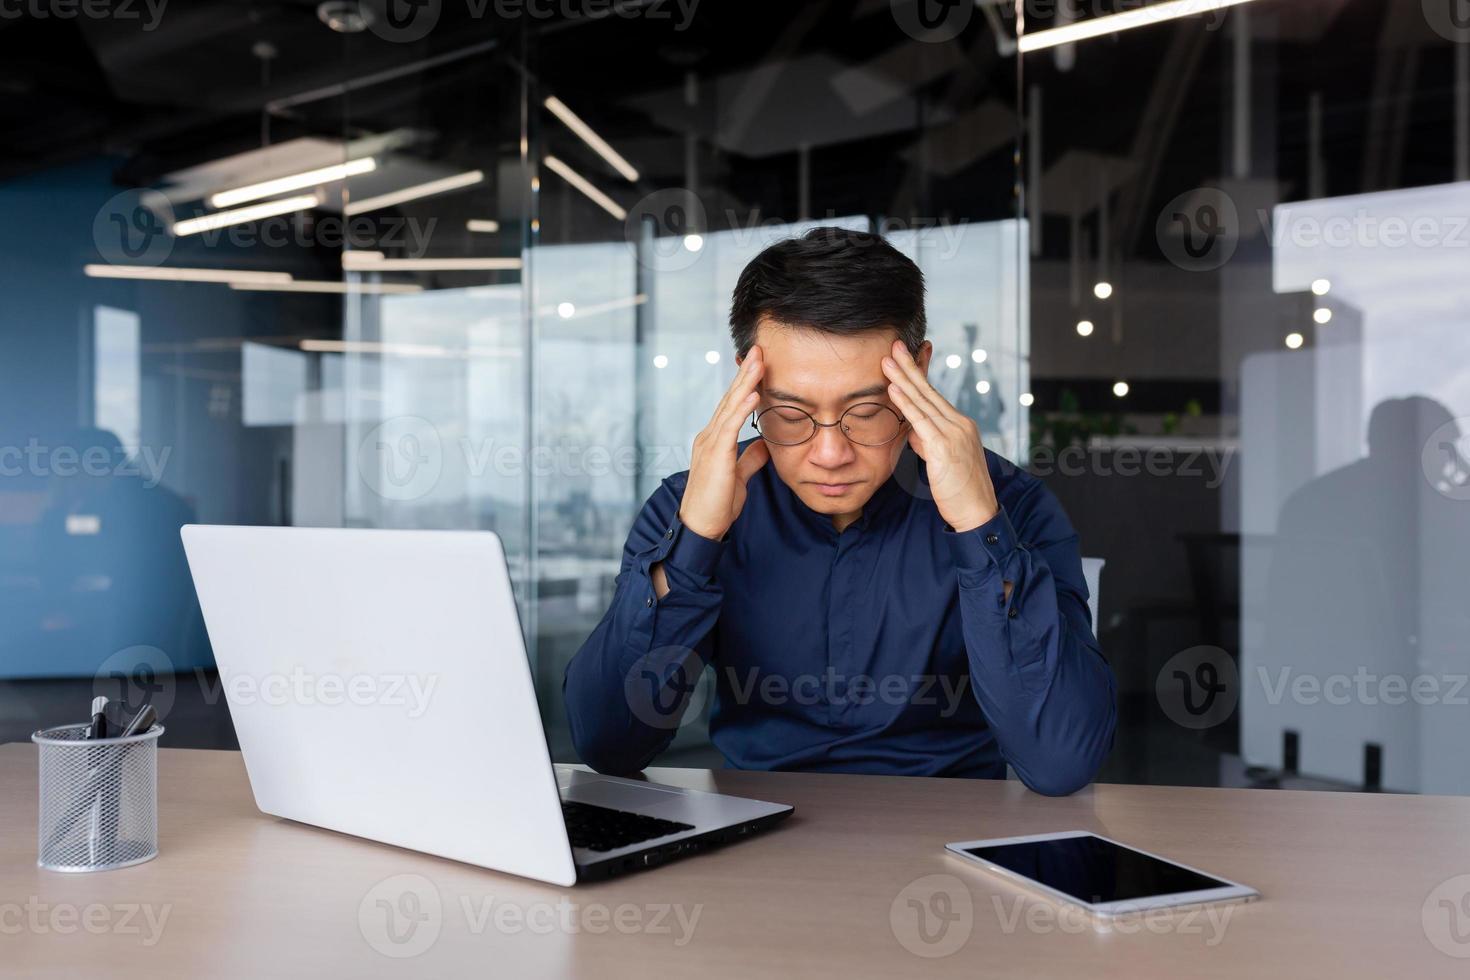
[752, 403, 907, 448]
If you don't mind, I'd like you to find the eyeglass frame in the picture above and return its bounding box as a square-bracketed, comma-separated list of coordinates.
[750, 402, 908, 448]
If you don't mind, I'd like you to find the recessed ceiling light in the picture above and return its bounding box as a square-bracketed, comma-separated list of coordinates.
[1076, 320, 1095, 337]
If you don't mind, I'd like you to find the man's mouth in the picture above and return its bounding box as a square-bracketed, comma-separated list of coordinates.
[809, 481, 860, 497]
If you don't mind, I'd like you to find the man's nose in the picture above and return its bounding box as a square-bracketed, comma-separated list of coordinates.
[806, 423, 856, 469]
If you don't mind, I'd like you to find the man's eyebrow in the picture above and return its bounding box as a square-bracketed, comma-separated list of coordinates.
[762, 383, 890, 407]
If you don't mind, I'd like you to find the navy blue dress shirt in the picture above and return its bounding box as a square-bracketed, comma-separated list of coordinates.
[563, 441, 1117, 796]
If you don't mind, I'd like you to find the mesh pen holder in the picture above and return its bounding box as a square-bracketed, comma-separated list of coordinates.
[32, 722, 164, 872]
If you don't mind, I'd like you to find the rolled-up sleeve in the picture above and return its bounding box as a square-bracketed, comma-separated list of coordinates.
[946, 482, 1117, 796]
[563, 471, 726, 775]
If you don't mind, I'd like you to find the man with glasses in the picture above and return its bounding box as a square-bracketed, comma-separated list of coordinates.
[564, 227, 1116, 796]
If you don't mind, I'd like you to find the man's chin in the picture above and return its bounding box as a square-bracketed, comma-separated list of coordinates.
[794, 484, 876, 514]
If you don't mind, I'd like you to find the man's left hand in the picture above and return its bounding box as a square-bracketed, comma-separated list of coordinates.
[882, 339, 1001, 534]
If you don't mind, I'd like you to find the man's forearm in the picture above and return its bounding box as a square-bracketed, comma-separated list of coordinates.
[948, 511, 1117, 795]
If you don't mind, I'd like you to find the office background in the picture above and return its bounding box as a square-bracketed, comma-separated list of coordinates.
[0, 0, 1466, 795]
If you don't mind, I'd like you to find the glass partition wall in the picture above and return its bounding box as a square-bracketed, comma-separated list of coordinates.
[1019, 0, 1470, 792]
[4, 1, 1463, 795]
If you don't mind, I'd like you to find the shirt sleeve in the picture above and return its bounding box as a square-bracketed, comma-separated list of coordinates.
[562, 471, 727, 775]
[945, 479, 1118, 796]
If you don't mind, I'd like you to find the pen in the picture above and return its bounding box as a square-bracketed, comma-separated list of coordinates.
[120, 704, 157, 738]
[87, 696, 109, 740]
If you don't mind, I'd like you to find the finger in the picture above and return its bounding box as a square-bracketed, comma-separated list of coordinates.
[718, 390, 760, 442]
[735, 438, 770, 484]
[888, 342, 962, 423]
[712, 348, 764, 427]
[882, 354, 951, 426]
[710, 346, 758, 420]
[888, 382, 944, 444]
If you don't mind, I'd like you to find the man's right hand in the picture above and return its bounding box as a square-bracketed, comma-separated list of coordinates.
[676, 344, 771, 542]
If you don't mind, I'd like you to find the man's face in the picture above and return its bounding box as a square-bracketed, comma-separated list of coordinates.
[737, 318, 932, 520]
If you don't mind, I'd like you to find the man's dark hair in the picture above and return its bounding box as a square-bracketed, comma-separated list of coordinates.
[729, 227, 927, 358]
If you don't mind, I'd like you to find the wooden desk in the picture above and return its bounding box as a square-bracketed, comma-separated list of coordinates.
[3, 744, 1469, 978]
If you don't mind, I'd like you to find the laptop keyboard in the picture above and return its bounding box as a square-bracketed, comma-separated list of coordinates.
[561, 801, 695, 852]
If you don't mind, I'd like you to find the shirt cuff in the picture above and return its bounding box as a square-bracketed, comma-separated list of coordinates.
[645, 518, 727, 579]
[944, 507, 1021, 574]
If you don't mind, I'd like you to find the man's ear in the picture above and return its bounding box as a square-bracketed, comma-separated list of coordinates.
[916, 340, 934, 375]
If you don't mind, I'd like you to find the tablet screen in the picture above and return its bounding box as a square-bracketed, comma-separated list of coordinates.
[963, 835, 1228, 904]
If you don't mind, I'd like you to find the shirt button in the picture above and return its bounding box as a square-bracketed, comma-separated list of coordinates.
[1008, 606, 1019, 619]
[985, 533, 999, 546]
[665, 528, 674, 539]
[645, 596, 654, 607]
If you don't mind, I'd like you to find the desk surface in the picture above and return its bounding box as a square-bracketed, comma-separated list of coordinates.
[3, 744, 1469, 978]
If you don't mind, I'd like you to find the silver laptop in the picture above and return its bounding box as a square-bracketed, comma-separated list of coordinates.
[180, 524, 792, 886]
